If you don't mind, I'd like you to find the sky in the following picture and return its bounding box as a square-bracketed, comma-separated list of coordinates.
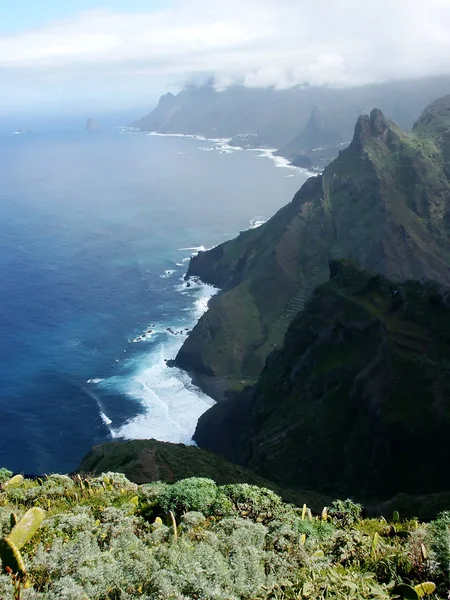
[1, 0, 450, 117]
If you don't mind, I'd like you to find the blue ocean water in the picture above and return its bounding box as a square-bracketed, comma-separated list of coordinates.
[0, 127, 310, 474]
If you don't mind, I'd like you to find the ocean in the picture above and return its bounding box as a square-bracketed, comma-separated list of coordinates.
[0, 126, 310, 475]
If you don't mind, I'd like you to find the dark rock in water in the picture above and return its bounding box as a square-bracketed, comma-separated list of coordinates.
[186, 282, 191, 288]
[84, 118, 101, 132]
[195, 260, 450, 500]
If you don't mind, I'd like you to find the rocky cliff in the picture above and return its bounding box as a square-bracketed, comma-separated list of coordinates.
[175, 98, 450, 400]
[195, 259, 450, 499]
[133, 77, 450, 167]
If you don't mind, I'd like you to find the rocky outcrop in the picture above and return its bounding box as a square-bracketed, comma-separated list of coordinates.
[195, 260, 450, 499]
[175, 101, 450, 400]
[84, 118, 101, 131]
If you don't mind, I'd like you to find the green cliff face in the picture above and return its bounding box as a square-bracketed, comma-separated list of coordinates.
[195, 259, 450, 499]
[175, 98, 450, 399]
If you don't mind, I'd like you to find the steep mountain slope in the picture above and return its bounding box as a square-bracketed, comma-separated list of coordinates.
[275, 107, 344, 169]
[195, 260, 450, 499]
[175, 98, 450, 399]
[133, 77, 450, 165]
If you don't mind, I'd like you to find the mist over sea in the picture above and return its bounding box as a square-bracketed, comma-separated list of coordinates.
[0, 125, 310, 474]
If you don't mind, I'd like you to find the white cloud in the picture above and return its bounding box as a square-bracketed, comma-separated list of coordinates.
[1, 0, 450, 111]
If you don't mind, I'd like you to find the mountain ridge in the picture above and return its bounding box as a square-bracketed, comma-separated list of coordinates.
[174, 98, 450, 400]
[133, 77, 450, 167]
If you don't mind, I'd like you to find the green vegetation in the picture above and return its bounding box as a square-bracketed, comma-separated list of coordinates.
[76, 439, 331, 513]
[175, 97, 450, 402]
[1, 472, 449, 599]
[195, 259, 450, 500]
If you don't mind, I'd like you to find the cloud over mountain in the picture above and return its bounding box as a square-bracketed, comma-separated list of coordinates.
[2, 0, 450, 111]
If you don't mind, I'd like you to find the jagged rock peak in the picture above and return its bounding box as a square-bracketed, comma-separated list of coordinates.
[355, 108, 388, 136]
[369, 108, 390, 136]
[351, 108, 394, 148]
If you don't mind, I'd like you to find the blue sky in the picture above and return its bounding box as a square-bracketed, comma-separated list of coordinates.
[0, 0, 449, 118]
[0, 1, 168, 33]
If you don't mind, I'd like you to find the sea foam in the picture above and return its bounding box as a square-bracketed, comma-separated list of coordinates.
[93, 279, 218, 444]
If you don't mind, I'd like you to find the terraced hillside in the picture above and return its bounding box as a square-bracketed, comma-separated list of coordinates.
[195, 260, 450, 499]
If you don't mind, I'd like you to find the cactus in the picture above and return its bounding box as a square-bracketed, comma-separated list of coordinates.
[420, 543, 428, 561]
[321, 507, 328, 521]
[169, 511, 178, 540]
[301, 504, 307, 520]
[387, 525, 396, 537]
[414, 582, 436, 597]
[8, 507, 46, 550]
[393, 583, 419, 599]
[393, 510, 400, 523]
[9, 513, 18, 531]
[154, 517, 163, 527]
[130, 496, 139, 507]
[3, 475, 24, 489]
[0, 538, 26, 578]
[0, 507, 46, 581]
[372, 532, 379, 555]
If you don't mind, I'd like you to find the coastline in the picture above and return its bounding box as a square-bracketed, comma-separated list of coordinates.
[107, 130, 316, 440]
[124, 126, 319, 177]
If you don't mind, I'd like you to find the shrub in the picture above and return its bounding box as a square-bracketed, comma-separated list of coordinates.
[0, 468, 13, 484]
[158, 477, 218, 516]
[329, 498, 363, 526]
[427, 510, 450, 591]
[221, 484, 284, 522]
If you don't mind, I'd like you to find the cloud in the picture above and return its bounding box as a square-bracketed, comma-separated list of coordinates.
[1, 0, 450, 111]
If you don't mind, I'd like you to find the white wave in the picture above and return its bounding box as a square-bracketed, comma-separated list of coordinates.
[179, 245, 207, 252]
[249, 217, 268, 229]
[83, 384, 115, 438]
[249, 147, 317, 177]
[105, 281, 219, 443]
[216, 142, 242, 154]
[147, 131, 208, 141]
[100, 412, 113, 426]
[131, 329, 155, 343]
[160, 269, 176, 279]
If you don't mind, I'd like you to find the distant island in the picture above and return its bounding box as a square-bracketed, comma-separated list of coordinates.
[84, 118, 101, 132]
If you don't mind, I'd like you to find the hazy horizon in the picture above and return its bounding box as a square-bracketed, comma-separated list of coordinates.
[1, 0, 450, 117]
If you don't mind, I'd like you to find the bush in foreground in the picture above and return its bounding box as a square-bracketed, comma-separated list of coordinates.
[0, 472, 446, 599]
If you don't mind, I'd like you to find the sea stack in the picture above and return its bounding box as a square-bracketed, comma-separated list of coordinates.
[84, 118, 101, 132]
